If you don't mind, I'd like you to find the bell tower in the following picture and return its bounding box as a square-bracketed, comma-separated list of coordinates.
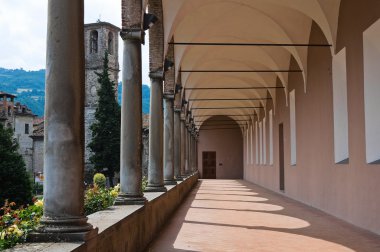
[84, 22, 120, 171]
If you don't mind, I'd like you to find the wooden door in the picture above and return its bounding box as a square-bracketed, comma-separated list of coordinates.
[202, 152, 216, 179]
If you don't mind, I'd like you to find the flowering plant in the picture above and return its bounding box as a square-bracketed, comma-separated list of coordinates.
[84, 184, 119, 215]
[0, 199, 43, 250]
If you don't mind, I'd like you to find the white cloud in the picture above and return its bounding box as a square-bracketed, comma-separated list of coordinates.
[0, 0, 150, 85]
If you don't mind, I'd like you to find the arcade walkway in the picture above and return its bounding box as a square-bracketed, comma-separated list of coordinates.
[147, 180, 380, 252]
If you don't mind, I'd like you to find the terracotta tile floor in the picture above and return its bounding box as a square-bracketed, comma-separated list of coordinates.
[147, 179, 380, 252]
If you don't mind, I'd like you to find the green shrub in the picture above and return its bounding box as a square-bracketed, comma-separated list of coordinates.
[142, 176, 148, 192]
[93, 173, 106, 188]
[32, 183, 43, 196]
[84, 184, 119, 216]
[0, 124, 32, 206]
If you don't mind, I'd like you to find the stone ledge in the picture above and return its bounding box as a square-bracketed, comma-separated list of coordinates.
[9, 173, 199, 252]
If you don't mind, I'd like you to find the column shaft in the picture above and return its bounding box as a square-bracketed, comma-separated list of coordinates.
[116, 30, 146, 205]
[163, 97, 176, 185]
[185, 127, 190, 174]
[36, 0, 95, 240]
[174, 111, 182, 180]
[146, 73, 167, 192]
[180, 120, 186, 177]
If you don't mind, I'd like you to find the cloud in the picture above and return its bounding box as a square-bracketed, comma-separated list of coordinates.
[0, 0, 150, 85]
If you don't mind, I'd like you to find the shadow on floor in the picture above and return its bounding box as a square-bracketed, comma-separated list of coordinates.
[146, 180, 380, 252]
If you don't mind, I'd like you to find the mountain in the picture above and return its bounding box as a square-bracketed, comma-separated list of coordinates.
[0, 68, 150, 117]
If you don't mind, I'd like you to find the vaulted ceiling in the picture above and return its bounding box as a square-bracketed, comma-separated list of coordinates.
[158, 0, 341, 128]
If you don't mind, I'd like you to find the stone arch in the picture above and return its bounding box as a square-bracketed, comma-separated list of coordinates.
[198, 115, 244, 179]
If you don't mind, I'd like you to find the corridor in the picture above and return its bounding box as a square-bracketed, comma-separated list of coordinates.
[148, 180, 380, 252]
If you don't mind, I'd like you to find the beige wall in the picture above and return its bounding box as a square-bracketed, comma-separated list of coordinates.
[198, 116, 243, 179]
[244, 0, 380, 236]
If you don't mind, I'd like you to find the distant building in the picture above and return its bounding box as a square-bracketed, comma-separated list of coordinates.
[30, 119, 44, 181]
[84, 22, 120, 171]
[0, 92, 36, 173]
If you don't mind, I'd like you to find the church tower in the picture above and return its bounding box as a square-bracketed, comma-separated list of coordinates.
[84, 22, 120, 171]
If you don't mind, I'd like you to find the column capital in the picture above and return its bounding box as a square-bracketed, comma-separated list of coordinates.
[149, 70, 164, 80]
[163, 93, 175, 100]
[174, 108, 182, 113]
[120, 28, 144, 42]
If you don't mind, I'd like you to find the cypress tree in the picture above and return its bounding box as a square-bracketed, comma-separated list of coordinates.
[0, 124, 32, 206]
[88, 51, 121, 187]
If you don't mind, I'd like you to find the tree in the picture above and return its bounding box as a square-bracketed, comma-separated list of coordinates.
[88, 51, 121, 187]
[0, 124, 32, 206]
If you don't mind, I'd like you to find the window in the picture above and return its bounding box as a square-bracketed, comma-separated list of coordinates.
[255, 121, 259, 165]
[25, 124, 29, 135]
[290, 90, 296, 165]
[332, 48, 349, 164]
[90, 30, 98, 54]
[269, 110, 274, 165]
[250, 124, 254, 164]
[363, 19, 380, 164]
[263, 117, 267, 165]
[259, 121, 263, 164]
[246, 129, 249, 164]
[108, 32, 114, 54]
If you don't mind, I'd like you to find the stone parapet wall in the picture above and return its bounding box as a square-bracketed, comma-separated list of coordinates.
[12, 173, 199, 252]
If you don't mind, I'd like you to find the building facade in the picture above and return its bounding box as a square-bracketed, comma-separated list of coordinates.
[0, 92, 36, 173]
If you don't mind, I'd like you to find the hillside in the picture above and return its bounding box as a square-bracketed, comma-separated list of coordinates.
[0, 68, 150, 116]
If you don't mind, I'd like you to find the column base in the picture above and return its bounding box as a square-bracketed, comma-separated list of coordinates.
[115, 193, 147, 205]
[28, 217, 97, 242]
[145, 185, 167, 192]
[164, 179, 178, 185]
[175, 176, 184, 181]
[27, 228, 98, 243]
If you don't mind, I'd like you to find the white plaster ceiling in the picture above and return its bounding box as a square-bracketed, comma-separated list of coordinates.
[161, 0, 341, 128]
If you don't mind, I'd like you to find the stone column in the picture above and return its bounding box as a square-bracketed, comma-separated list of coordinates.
[174, 109, 182, 180]
[34, 0, 96, 241]
[190, 130, 195, 174]
[163, 95, 177, 185]
[116, 29, 146, 205]
[146, 72, 167, 192]
[195, 134, 198, 172]
[187, 126, 193, 174]
[185, 125, 190, 175]
[180, 118, 186, 177]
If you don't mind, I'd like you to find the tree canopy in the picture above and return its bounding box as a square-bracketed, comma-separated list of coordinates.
[0, 124, 32, 206]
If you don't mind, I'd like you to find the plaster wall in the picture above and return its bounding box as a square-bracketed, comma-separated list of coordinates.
[198, 116, 243, 179]
[14, 115, 34, 172]
[32, 138, 44, 174]
[244, 3, 380, 236]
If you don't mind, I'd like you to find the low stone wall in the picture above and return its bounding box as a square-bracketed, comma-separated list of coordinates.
[11, 173, 199, 252]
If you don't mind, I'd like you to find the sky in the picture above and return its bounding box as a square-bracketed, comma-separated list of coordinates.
[0, 0, 150, 85]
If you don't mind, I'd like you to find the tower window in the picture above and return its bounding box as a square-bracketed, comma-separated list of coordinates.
[90, 30, 98, 54]
[25, 123, 29, 134]
[108, 32, 114, 54]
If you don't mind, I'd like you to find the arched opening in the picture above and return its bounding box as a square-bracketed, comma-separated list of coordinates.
[108, 32, 114, 54]
[90, 30, 98, 54]
[198, 116, 243, 179]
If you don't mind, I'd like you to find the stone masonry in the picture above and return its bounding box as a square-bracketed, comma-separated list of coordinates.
[84, 22, 120, 172]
